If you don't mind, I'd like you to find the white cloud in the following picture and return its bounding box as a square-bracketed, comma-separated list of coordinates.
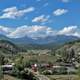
[0, 25, 80, 39]
[32, 15, 50, 23]
[0, 6, 35, 19]
[0, 26, 12, 35]
[58, 26, 77, 35]
[53, 9, 68, 16]
[58, 26, 80, 37]
[7, 25, 29, 38]
[8, 25, 80, 38]
[8, 25, 53, 39]
[73, 32, 80, 38]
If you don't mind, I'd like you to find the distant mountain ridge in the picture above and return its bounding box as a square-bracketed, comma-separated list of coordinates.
[0, 34, 79, 49]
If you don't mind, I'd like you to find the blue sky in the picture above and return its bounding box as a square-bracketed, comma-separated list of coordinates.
[0, 0, 80, 39]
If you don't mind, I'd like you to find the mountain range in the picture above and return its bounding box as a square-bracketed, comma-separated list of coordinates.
[0, 34, 79, 45]
[0, 34, 80, 50]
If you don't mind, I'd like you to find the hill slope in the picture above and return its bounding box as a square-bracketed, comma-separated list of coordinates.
[0, 40, 19, 55]
[54, 40, 80, 61]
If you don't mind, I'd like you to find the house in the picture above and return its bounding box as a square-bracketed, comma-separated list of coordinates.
[31, 64, 38, 72]
[2, 63, 15, 74]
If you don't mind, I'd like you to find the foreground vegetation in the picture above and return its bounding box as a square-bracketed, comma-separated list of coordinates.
[0, 40, 80, 80]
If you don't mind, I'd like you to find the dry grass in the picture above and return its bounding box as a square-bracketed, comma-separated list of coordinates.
[22, 54, 57, 63]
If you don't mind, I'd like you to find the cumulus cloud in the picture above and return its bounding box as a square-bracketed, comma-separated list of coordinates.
[73, 32, 80, 38]
[7, 26, 29, 38]
[53, 9, 68, 16]
[8, 25, 53, 39]
[58, 26, 80, 37]
[32, 15, 50, 23]
[0, 6, 35, 19]
[0, 25, 80, 39]
[0, 26, 12, 35]
[58, 26, 77, 35]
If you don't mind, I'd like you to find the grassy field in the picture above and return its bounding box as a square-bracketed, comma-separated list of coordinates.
[47, 75, 79, 80]
[19, 53, 57, 63]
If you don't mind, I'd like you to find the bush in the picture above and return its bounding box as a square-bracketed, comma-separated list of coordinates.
[11, 65, 37, 80]
[52, 67, 67, 75]
[42, 70, 52, 75]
